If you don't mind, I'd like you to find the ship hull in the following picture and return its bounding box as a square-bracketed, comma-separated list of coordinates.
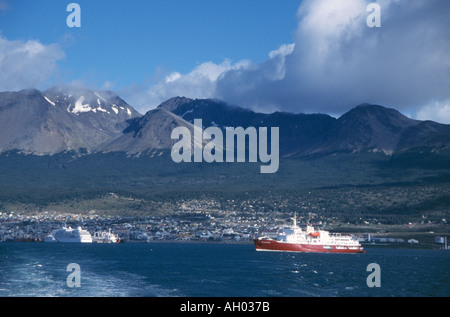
[254, 239, 364, 254]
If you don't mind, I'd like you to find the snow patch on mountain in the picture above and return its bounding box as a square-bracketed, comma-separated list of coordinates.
[94, 92, 107, 103]
[44, 96, 55, 106]
[96, 105, 108, 113]
[72, 96, 92, 114]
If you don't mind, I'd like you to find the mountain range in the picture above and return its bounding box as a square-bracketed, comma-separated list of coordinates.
[1, 87, 449, 158]
[1, 87, 450, 218]
[0, 87, 140, 155]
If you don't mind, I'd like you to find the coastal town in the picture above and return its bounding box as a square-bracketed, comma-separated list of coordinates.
[1, 208, 272, 243]
[0, 198, 448, 249]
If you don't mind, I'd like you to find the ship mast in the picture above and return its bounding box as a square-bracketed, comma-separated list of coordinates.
[291, 212, 297, 228]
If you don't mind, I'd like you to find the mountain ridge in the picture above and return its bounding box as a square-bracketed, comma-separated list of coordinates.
[150, 97, 450, 157]
[0, 87, 141, 155]
[0, 89, 449, 157]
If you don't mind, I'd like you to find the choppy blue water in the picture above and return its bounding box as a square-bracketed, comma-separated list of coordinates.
[0, 243, 448, 297]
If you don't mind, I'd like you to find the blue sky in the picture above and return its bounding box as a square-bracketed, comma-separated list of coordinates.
[0, 0, 449, 123]
[0, 0, 300, 90]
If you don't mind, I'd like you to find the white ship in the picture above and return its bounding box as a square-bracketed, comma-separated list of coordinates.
[45, 226, 93, 243]
[92, 229, 119, 243]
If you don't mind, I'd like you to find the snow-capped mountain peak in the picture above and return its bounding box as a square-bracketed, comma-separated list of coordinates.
[43, 87, 138, 119]
[0, 87, 141, 155]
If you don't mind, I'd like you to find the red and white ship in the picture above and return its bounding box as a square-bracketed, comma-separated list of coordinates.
[254, 214, 364, 254]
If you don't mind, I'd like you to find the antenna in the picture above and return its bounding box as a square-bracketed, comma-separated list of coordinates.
[291, 212, 297, 227]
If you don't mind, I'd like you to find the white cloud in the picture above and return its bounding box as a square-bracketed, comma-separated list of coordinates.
[165, 72, 182, 83]
[215, 0, 450, 115]
[127, 59, 251, 111]
[268, 43, 295, 59]
[416, 99, 450, 124]
[0, 35, 65, 91]
[133, 0, 450, 121]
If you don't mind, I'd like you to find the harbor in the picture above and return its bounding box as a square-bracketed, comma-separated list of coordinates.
[0, 209, 448, 249]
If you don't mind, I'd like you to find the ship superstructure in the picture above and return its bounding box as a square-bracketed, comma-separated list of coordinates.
[45, 226, 93, 243]
[254, 213, 364, 253]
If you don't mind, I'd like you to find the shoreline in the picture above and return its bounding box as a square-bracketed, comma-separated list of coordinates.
[3, 238, 448, 251]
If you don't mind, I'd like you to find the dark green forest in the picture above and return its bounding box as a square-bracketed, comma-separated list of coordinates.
[0, 150, 449, 225]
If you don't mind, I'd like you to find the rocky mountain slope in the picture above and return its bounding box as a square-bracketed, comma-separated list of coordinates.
[1, 90, 449, 157]
[0, 88, 140, 155]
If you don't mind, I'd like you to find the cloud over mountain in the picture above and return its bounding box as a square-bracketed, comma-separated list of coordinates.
[132, 0, 450, 122]
[0, 35, 64, 91]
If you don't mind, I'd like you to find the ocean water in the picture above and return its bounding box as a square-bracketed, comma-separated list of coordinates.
[0, 243, 448, 297]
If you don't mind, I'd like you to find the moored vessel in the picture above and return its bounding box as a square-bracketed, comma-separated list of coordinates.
[254, 213, 364, 253]
[92, 229, 119, 243]
[45, 226, 93, 243]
